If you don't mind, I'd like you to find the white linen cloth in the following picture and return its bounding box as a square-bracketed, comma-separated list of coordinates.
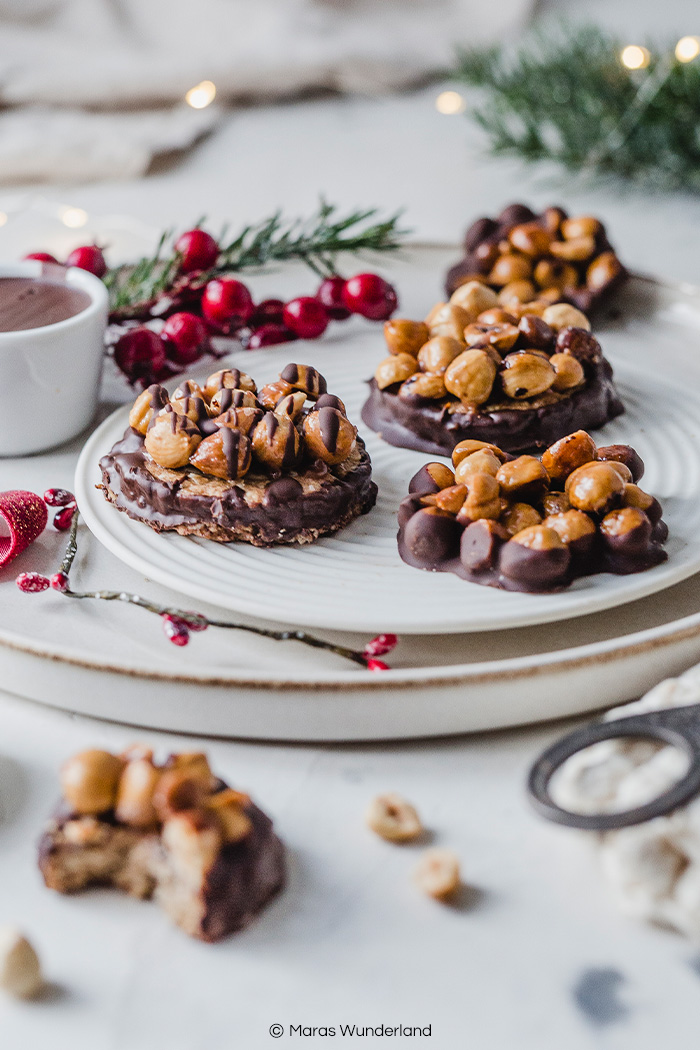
[556, 665, 700, 938]
[0, 0, 533, 183]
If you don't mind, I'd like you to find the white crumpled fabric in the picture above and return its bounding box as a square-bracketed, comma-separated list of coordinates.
[0, 0, 533, 183]
[556, 664, 700, 938]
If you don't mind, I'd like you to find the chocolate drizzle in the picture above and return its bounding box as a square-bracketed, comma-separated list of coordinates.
[318, 407, 340, 456]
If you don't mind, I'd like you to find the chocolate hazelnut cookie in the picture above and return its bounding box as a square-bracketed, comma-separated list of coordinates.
[362, 294, 623, 456]
[445, 203, 627, 314]
[398, 431, 668, 593]
[38, 747, 285, 942]
[100, 364, 377, 546]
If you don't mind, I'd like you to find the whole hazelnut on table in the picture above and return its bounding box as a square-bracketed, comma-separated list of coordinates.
[383, 318, 430, 357]
[60, 749, 125, 815]
[413, 849, 461, 900]
[541, 430, 597, 486]
[408, 462, 455, 495]
[129, 385, 169, 435]
[302, 407, 357, 465]
[366, 793, 423, 842]
[144, 408, 202, 469]
[0, 929, 43, 999]
[500, 351, 555, 400]
[566, 462, 625, 515]
[444, 349, 497, 405]
[499, 525, 571, 590]
[496, 456, 549, 502]
[252, 413, 301, 472]
[374, 353, 417, 390]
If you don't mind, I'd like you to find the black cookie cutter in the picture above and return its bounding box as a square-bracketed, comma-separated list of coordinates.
[527, 702, 700, 830]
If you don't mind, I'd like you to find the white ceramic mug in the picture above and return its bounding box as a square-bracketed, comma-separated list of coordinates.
[0, 261, 108, 456]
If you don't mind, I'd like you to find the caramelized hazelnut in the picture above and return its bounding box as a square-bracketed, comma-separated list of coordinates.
[541, 430, 597, 485]
[421, 484, 468, 514]
[605, 460, 634, 485]
[60, 750, 124, 816]
[496, 456, 549, 501]
[509, 222, 551, 257]
[586, 252, 623, 291]
[165, 752, 216, 784]
[258, 379, 293, 409]
[375, 353, 417, 389]
[302, 407, 357, 465]
[460, 518, 508, 573]
[500, 352, 555, 400]
[489, 254, 533, 286]
[542, 491, 571, 516]
[561, 215, 602, 240]
[273, 391, 307, 421]
[203, 369, 256, 401]
[448, 280, 499, 321]
[550, 352, 585, 391]
[500, 526, 571, 589]
[383, 318, 430, 357]
[464, 322, 519, 353]
[402, 507, 461, 566]
[417, 336, 462, 374]
[115, 759, 162, 828]
[596, 444, 644, 482]
[314, 393, 347, 414]
[541, 206, 567, 235]
[280, 363, 327, 398]
[550, 235, 596, 262]
[168, 395, 209, 426]
[452, 439, 508, 466]
[454, 449, 502, 483]
[399, 373, 447, 400]
[408, 462, 455, 494]
[207, 790, 253, 843]
[252, 413, 301, 472]
[173, 379, 205, 402]
[476, 307, 518, 326]
[542, 304, 591, 331]
[212, 405, 262, 435]
[455, 472, 502, 524]
[444, 349, 496, 404]
[209, 387, 260, 415]
[517, 314, 555, 350]
[500, 502, 542, 537]
[511, 524, 564, 551]
[544, 509, 596, 547]
[533, 259, 578, 291]
[498, 280, 537, 306]
[427, 303, 470, 342]
[566, 462, 625, 514]
[144, 408, 202, 469]
[152, 768, 210, 820]
[555, 326, 601, 364]
[129, 385, 169, 435]
[623, 483, 661, 523]
[190, 428, 252, 480]
[600, 507, 652, 555]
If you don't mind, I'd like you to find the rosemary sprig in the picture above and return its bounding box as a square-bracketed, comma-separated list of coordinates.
[105, 201, 408, 321]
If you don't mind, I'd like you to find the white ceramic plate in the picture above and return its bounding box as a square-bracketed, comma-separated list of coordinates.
[76, 333, 700, 635]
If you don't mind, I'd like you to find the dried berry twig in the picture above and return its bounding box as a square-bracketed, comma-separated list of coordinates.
[16, 507, 397, 670]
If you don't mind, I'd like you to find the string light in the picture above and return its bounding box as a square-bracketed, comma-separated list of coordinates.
[185, 81, 216, 109]
[61, 207, 88, 229]
[435, 90, 467, 115]
[675, 36, 700, 63]
[620, 45, 651, 70]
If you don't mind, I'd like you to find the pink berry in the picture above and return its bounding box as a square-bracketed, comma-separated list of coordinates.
[53, 505, 76, 531]
[24, 252, 60, 264]
[161, 312, 208, 365]
[249, 299, 285, 327]
[114, 327, 166, 385]
[282, 297, 329, 339]
[44, 488, 75, 507]
[65, 245, 107, 278]
[247, 324, 298, 349]
[201, 278, 254, 331]
[16, 572, 50, 593]
[50, 571, 69, 593]
[317, 276, 351, 320]
[162, 614, 190, 646]
[342, 273, 398, 321]
[174, 229, 219, 273]
[366, 658, 390, 672]
[363, 633, 398, 658]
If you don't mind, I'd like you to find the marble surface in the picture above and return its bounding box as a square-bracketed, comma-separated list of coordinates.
[3, 0, 700, 1045]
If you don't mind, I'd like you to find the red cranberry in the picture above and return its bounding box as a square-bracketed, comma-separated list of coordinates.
[44, 488, 75, 507]
[114, 327, 166, 385]
[342, 273, 398, 320]
[366, 658, 390, 672]
[50, 572, 69, 593]
[161, 312, 207, 365]
[24, 252, 60, 264]
[201, 278, 254, 331]
[65, 245, 107, 278]
[247, 324, 298, 349]
[317, 276, 351, 320]
[162, 614, 190, 646]
[282, 297, 329, 339]
[16, 572, 50, 593]
[53, 505, 76, 531]
[363, 633, 398, 658]
[249, 299, 285, 327]
[174, 229, 219, 273]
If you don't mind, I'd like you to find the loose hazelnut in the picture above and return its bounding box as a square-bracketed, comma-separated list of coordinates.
[366, 793, 423, 842]
[280, 363, 327, 398]
[408, 462, 455, 494]
[541, 430, 597, 485]
[500, 525, 571, 589]
[542, 304, 591, 331]
[542, 491, 571, 516]
[209, 387, 260, 415]
[550, 352, 585, 391]
[454, 449, 502, 483]
[399, 373, 447, 400]
[273, 391, 307, 421]
[60, 749, 124, 815]
[596, 444, 644, 482]
[413, 849, 461, 900]
[509, 222, 551, 257]
[129, 385, 169, 435]
[464, 322, 519, 352]
[517, 314, 555, 350]
[561, 215, 602, 240]
[190, 428, 252, 480]
[258, 379, 293, 409]
[417, 336, 463, 374]
[566, 462, 625, 514]
[444, 349, 497, 405]
[550, 235, 596, 262]
[375, 353, 417, 389]
[252, 413, 301, 472]
[401, 507, 461, 566]
[203, 369, 256, 401]
[383, 318, 430, 357]
[427, 303, 470, 342]
[489, 253, 533, 287]
[144, 408, 202, 469]
[496, 457, 549, 501]
[452, 439, 508, 467]
[448, 280, 499, 321]
[460, 518, 508, 573]
[455, 472, 502, 524]
[0, 929, 43, 999]
[422, 484, 468, 514]
[587, 251, 623, 291]
[500, 502, 542, 537]
[115, 759, 162, 828]
[207, 789, 253, 843]
[500, 351, 555, 400]
[302, 407, 357, 465]
[544, 509, 596, 547]
[498, 280, 537, 306]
